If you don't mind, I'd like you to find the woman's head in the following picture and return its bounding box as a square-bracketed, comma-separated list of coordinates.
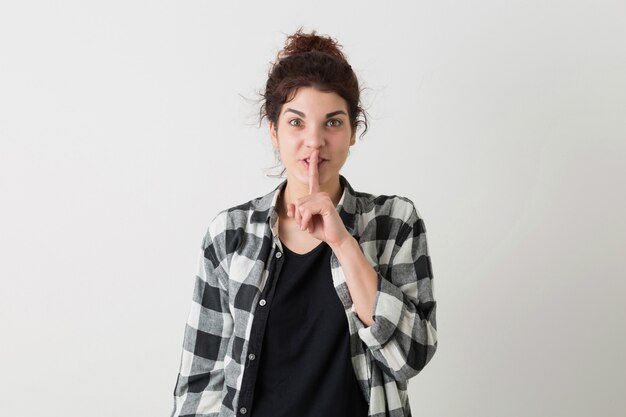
[260, 28, 368, 138]
[259, 28, 368, 180]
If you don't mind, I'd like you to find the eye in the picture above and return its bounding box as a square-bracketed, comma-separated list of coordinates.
[289, 118, 303, 127]
[327, 119, 343, 127]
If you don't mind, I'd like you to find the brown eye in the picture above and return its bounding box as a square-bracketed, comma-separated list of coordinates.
[327, 119, 342, 127]
[289, 119, 302, 127]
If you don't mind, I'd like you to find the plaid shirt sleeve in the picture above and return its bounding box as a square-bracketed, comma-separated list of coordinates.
[171, 222, 233, 417]
[351, 201, 438, 382]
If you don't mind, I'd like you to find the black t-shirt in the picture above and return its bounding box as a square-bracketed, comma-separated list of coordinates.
[250, 240, 369, 417]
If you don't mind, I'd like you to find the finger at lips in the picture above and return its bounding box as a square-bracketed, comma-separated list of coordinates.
[308, 150, 320, 195]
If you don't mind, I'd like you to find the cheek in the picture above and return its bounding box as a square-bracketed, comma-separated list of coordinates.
[278, 144, 299, 162]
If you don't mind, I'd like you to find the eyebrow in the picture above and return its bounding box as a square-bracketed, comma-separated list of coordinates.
[284, 108, 348, 118]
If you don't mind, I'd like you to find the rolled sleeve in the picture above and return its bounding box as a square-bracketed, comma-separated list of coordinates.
[351, 202, 438, 382]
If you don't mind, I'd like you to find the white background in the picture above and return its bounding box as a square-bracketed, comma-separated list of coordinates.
[1, 1, 625, 416]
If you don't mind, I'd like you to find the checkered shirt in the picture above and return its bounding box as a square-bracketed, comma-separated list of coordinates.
[171, 174, 438, 416]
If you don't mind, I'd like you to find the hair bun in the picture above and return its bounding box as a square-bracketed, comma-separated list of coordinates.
[278, 27, 346, 62]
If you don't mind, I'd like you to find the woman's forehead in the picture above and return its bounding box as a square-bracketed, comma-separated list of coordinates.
[282, 88, 348, 114]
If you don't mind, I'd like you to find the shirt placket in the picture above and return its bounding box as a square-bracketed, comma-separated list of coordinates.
[235, 242, 284, 416]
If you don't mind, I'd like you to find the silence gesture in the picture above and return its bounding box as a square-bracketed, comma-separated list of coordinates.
[286, 149, 352, 247]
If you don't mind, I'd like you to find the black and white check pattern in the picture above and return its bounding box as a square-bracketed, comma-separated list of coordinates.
[171, 174, 438, 417]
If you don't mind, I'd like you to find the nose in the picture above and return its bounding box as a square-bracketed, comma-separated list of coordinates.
[304, 125, 325, 149]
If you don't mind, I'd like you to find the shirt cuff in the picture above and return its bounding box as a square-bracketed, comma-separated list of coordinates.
[351, 273, 407, 350]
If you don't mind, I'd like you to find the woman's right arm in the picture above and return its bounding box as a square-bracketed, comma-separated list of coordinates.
[171, 225, 233, 417]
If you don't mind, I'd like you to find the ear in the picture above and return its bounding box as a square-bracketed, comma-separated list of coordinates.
[349, 128, 356, 146]
[269, 120, 279, 148]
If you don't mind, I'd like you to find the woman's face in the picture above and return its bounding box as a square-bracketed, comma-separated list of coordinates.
[269, 86, 356, 187]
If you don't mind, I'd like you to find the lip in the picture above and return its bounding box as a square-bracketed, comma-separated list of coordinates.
[301, 159, 327, 169]
[300, 156, 328, 161]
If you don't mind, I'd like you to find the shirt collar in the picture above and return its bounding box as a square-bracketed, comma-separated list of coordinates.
[252, 174, 360, 239]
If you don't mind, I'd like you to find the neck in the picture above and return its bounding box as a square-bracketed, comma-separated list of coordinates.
[279, 174, 343, 217]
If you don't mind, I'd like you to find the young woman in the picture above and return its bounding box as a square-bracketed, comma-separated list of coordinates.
[171, 28, 438, 417]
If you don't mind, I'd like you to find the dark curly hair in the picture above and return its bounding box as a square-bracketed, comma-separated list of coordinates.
[259, 27, 369, 137]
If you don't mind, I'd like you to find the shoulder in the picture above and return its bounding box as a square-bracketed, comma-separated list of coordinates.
[201, 191, 272, 252]
[350, 187, 428, 250]
[354, 188, 422, 227]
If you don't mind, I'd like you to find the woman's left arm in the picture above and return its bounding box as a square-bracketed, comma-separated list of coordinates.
[330, 202, 438, 382]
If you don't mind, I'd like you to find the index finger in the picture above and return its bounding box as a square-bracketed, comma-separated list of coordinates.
[308, 149, 320, 195]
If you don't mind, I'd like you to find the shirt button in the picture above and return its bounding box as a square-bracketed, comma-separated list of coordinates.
[259, 299, 266, 306]
[240, 407, 248, 414]
[248, 353, 256, 361]
[275, 251, 282, 258]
